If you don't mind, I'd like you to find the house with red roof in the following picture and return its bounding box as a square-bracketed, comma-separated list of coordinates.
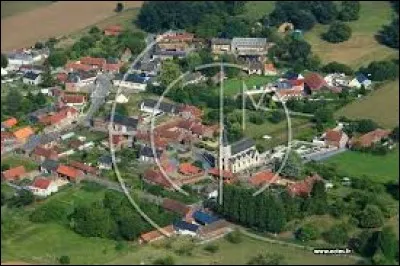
[2, 117, 18, 128]
[179, 163, 203, 176]
[350, 128, 391, 148]
[2, 165, 26, 181]
[79, 57, 107, 69]
[208, 167, 234, 183]
[13, 126, 35, 143]
[143, 168, 174, 189]
[321, 127, 349, 149]
[56, 164, 83, 182]
[39, 106, 79, 131]
[138, 225, 175, 244]
[62, 94, 87, 110]
[69, 161, 99, 176]
[32, 146, 58, 162]
[304, 72, 327, 94]
[287, 174, 322, 197]
[249, 171, 280, 187]
[104, 25, 123, 36]
[162, 198, 190, 216]
[29, 177, 58, 197]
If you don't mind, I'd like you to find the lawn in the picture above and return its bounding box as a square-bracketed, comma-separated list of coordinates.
[1, 155, 39, 171]
[238, 1, 276, 22]
[335, 80, 399, 128]
[304, 1, 399, 68]
[109, 233, 358, 265]
[1, 1, 53, 18]
[219, 75, 279, 97]
[324, 148, 399, 183]
[244, 116, 315, 149]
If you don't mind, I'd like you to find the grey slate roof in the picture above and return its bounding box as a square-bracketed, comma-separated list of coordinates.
[23, 71, 40, 80]
[106, 113, 138, 129]
[41, 159, 60, 172]
[139, 145, 162, 158]
[231, 38, 266, 48]
[211, 38, 232, 45]
[22, 132, 59, 154]
[141, 99, 178, 114]
[230, 137, 256, 155]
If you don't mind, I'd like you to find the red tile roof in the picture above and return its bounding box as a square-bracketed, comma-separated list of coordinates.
[289, 79, 304, 87]
[179, 105, 203, 118]
[33, 146, 58, 159]
[65, 62, 93, 72]
[104, 25, 122, 32]
[57, 164, 83, 180]
[287, 174, 322, 197]
[63, 94, 86, 104]
[139, 225, 174, 243]
[162, 198, 190, 215]
[325, 130, 342, 142]
[80, 57, 106, 67]
[2, 117, 18, 128]
[179, 163, 202, 176]
[304, 72, 326, 91]
[103, 63, 121, 72]
[32, 178, 51, 189]
[69, 161, 98, 175]
[2, 166, 26, 180]
[143, 169, 172, 188]
[13, 127, 34, 140]
[57, 73, 69, 83]
[354, 128, 391, 147]
[208, 168, 233, 179]
[249, 171, 279, 186]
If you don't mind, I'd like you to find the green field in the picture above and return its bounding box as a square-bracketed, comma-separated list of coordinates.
[325, 148, 399, 183]
[109, 233, 357, 265]
[1, 155, 39, 171]
[304, 1, 399, 68]
[244, 116, 315, 149]
[1, 1, 53, 18]
[239, 1, 276, 22]
[335, 80, 399, 129]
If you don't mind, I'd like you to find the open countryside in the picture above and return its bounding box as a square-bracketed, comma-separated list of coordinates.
[1, 1, 143, 51]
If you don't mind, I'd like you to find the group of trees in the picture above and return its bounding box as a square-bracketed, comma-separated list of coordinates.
[358, 60, 399, 81]
[320, 61, 354, 75]
[137, 1, 247, 38]
[377, 1, 399, 49]
[68, 190, 178, 241]
[2, 89, 48, 120]
[322, 22, 352, 43]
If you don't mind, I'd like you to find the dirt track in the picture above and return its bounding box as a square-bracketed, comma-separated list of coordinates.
[1, 1, 143, 51]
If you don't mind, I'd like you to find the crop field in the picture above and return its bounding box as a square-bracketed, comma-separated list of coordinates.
[1, 1, 53, 19]
[324, 148, 399, 183]
[335, 80, 399, 128]
[1, 1, 144, 51]
[304, 1, 399, 68]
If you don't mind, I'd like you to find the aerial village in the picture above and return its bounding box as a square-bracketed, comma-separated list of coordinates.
[1, 23, 397, 246]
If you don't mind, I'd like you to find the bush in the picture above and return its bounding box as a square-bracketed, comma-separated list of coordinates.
[7, 190, 34, 208]
[296, 224, 320, 241]
[225, 229, 242, 244]
[323, 224, 349, 244]
[203, 244, 219, 253]
[115, 241, 126, 251]
[59, 255, 70, 265]
[268, 110, 285, 124]
[152, 256, 175, 265]
[321, 61, 354, 75]
[357, 205, 384, 228]
[359, 60, 399, 81]
[30, 201, 70, 224]
[322, 22, 352, 43]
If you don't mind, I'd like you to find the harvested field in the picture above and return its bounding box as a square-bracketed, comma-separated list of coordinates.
[1, 1, 53, 19]
[1, 1, 143, 51]
[335, 80, 399, 128]
[1, 262, 32, 265]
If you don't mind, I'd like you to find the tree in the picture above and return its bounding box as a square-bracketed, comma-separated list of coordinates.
[115, 2, 124, 12]
[45, 37, 58, 49]
[152, 256, 175, 265]
[323, 223, 349, 244]
[247, 252, 286, 265]
[34, 41, 45, 49]
[225, 229, 242, 244]
[338, 1, 360, 21]
[195, 14, 223, 39]
[322, 22, 352, 43]
[313, 106, 334, 126]
[275, 151, 304, 179]
[7, 190, 34, 208]
[321, 61, 354, 75]
[5, 89, 23, 116]
[193, 160, 203, 169]
[311, 1, 338, 25]
[222, 17, 250, 38]
[89, 26, 101, 35]
[203, 243, 219, 253]
[1, 53, 8, 68]
[377, 18, 399, 49]
[359, 60, 399, 81]
[59, 255, 70, 265]
[290, 10, 316, 31]
[159, 60, 182, 89]
[377, 226, 398, 262]
[268, 110, 285, 124]
[389, 126, 399, 142]
[358, 205, 384, 228]
[115, 104, 129, 116]
[48, 50, 68, 67]
[40, 63, 55, 87]
[296, 224, 320, 241]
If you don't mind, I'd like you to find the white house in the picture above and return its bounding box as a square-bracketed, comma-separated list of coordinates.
[140, 99, 178, 115]
[113, 73, 150, 91]
[349, 73, 372, 89]
[29, 178, 58, 197]
[116, 93, 129, 104]
[6, 49, 49, 71]
[22, 71, 42, 85]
